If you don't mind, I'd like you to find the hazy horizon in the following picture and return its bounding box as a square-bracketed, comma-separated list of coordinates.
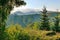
[11, 0, 60, 13]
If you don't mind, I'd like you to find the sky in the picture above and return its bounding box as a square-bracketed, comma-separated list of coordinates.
[12, 0, 60, 12]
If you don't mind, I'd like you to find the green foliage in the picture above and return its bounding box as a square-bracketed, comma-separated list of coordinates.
[0, 0, 26, 40]
[52, 16, 60, 32]
[27, 21, 41, 30]
[5, 24, 41, 40]
[40, 7, 50, 30]
[0, 0, 60, 39]
[0, 0, 26, 6]
[4, 24, 60, 40]
[0, 0, 9, 6]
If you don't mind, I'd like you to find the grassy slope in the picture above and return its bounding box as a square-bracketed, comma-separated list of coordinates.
[6, 24, 60, 40]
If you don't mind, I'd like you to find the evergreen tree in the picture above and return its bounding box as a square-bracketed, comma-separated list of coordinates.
[53, 11, 60, 32]
[0, 0, 26, 40]
[40, 6, 50, 30]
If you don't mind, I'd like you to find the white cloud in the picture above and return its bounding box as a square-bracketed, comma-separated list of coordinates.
[11, 6, 30, 14]
[11, 6, 60, 14]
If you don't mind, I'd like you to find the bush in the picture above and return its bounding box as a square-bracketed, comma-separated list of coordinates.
[4, 24, 60, 40]
[46, 31, 56, 36]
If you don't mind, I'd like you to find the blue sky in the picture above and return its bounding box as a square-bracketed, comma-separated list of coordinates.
[12, 0, 60, 12]
[24, 0, 60, 10]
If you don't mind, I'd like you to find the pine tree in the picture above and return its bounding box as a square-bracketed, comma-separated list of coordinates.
[53, 10, 60, 32]
[40, 6, 50, 30]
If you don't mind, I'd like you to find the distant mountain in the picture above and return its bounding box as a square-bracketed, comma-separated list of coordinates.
[6, 9, 58, 27]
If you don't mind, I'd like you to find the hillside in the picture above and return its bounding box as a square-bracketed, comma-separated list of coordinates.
[6, 9, 59, 27]
[5, 25, 60, 40]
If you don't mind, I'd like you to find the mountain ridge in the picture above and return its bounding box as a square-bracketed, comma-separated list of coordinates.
[7, 10, 59, 27]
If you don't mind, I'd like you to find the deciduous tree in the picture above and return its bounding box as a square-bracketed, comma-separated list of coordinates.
[0, 0, 26, 40]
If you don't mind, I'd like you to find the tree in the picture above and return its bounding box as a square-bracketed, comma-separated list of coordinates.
[40, 6, 50, 30]
[0, 0, 26, 40]
[27, 22, 41, 30]
[53, 10, 60, 32]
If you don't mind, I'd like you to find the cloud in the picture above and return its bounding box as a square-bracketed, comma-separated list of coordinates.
[11, 6, 28, 13]
[11, 5, 60, 14]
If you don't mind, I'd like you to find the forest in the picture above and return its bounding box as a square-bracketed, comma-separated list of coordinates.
[0, 0, 60, 40]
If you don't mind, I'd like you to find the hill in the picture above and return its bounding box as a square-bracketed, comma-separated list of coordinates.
[6, 9, 59, 27]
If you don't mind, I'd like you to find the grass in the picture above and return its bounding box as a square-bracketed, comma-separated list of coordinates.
[5, 24, 60, 40]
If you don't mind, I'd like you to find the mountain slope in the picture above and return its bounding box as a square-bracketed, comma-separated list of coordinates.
[6, 9, 58, 27]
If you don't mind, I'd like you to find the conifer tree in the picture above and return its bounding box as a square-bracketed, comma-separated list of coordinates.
[40, 6, 50, 30]
[53, 10, 60, 32]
